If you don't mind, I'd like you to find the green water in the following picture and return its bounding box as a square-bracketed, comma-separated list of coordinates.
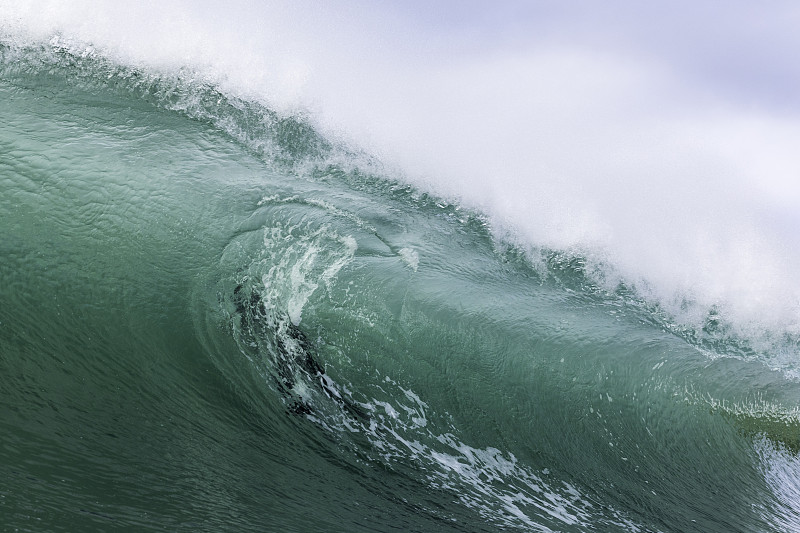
[2, 45, 800, 532]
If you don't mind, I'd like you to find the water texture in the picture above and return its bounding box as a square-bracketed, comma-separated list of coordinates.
[1, 23, 800, 533]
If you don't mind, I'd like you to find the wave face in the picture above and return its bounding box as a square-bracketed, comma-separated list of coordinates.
[2, 16, 800, 533]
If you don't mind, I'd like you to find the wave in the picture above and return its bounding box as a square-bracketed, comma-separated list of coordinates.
[3, 34, 798, 371]
[4, 1, 800, 346]
[2, 10, 800, 532]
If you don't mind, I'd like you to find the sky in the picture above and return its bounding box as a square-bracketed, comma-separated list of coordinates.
[388, 0, 800, 109]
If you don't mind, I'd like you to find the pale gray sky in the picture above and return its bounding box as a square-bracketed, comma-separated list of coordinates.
[380, 0, 800, 111]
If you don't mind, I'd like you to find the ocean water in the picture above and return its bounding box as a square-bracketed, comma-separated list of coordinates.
[2, 4, 800, 532]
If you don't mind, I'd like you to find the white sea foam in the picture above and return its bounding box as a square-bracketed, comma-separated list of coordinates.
[397, 247, 419, 272]
[345, 378, 643, 531]
[258, 220, 356, 325]
[755, 436, 800, 531]
[3, 0, 799, 342]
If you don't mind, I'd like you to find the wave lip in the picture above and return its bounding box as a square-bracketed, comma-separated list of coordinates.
[4, 1, 799, 353]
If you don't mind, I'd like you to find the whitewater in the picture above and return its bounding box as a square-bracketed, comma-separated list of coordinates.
[2, 1, 800, 531]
